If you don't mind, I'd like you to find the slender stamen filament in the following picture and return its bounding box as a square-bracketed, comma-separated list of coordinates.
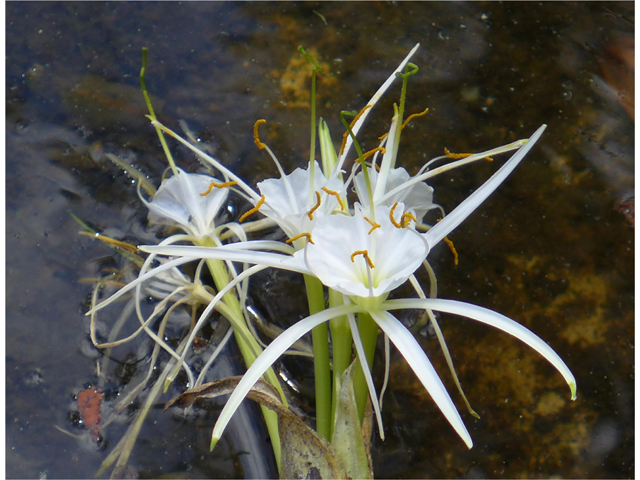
[200, 181, 238, 196]
[401, 212, 417, 228]
[443, 236, 459, 266]
[401, 107, 429, 130]
[389, 202, 403, 229]
[321, 187, 345, 211]
[306, 191, 322, 220]
[254, 119, 267, 150]
[239, 195, 266, 222]
[444, 148, 493, 162]
[340, 105, 372, 155]
[286, 232, 315, 245]
[364, 216, 381, 234]
[351, 250, 375, 269]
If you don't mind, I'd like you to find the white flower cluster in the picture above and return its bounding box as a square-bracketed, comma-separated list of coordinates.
[90, 43, 575, 453]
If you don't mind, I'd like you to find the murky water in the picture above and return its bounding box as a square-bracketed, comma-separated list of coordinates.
[6, 2, 634, 478]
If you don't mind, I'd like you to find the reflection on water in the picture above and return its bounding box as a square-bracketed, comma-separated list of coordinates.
[6, 2, 633, 478]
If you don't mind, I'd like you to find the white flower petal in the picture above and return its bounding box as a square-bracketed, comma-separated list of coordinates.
[425, 125, 547, 248]
[300, 204, 428, 298]
[335, 43, 421, 175]
[355, 167, 435, 222]
[369, 310, 473, 448]
[347, 314, 385, 440]
[384, 297, 577, 400]
[145, 170, 229, 239]
[141, 243, 309, 275]
[257, 161, 344, 239]
[210, 303, 362, 446]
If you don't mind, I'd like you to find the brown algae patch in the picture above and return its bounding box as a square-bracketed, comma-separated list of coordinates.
[534, 391, 566, 416]
[272, 47, 336, 108]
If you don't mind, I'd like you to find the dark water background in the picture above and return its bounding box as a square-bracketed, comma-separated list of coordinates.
[6, 2, 634, 478]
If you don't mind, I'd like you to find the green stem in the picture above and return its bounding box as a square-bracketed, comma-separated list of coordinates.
[198, 238, 284, 470]
[304, 275, 331, 440]
[140, 48, 178, 176]
[328, 288, 352, 439]
[340, 110, 375, 220]
[352, 312, 379, 423]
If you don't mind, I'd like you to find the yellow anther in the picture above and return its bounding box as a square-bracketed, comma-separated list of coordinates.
[79, 231, 139, 252]
[351, 250, 375, 269]
[340, 105, 372, 155]
[239, 195, 266, 223]
[443, 236, 459, 266]
[389, 202, 403, 228]
[321, 187, 345, 211]
[306, 191, 322, 220]
[359, 147, 386, 163]
[286, 232, 315, 245]
[254, 119, 267, 150]
[444, 148, 493, 162]
[364, 216, 381, 234]
[401, 107, 430, 130]
[401, 212, 417, 228]
[200, 180, 238, 196]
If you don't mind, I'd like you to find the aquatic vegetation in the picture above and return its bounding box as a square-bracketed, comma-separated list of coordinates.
[85, 43, 576, 477]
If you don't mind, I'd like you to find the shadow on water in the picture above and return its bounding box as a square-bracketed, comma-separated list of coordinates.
[6, 2, 633, 478]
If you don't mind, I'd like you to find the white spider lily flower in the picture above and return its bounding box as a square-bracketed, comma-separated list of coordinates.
[256, 161, 345, 240]
[142, 169, 229, 240]
[298, 203, 427, 300]
[139, 124, 574, 451]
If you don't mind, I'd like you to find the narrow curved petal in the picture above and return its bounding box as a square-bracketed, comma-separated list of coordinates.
[347, 314, 385, 440]
[210, 303, 362, 449]
[335, 43, 421, 176]
[383, 298, 577, 400]
[150, 119, 262, 203]
[369, 310, 473, 448]
[425, 125, 547, 248]
[88, 255, 196, 314]
[141, 244, 310, 275]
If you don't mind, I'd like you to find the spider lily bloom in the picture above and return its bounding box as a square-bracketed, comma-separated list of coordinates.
[145, 44, 422, 238]
[140, 123, 576, 451]
[141, 168, 232, 242]
[254, 160, 346, 242]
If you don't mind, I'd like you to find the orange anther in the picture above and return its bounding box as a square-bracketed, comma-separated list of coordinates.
[444, 148, 493, 162]
[340, 105, 372, 155]
[239, 195, 266, 223]
[285, 232, 314, 245]
[200, 180, 238, 196]
[350, 250, 375, 269]
[79, 231, 139, 252]
[443, 236, 459, 266]
[364, 216, 381, 234]
[389, 202, 403, 228]
[401, 107, 429, 130]
[306, 191, 322, 220]
[321, 187, 345, 211]
[358, 147, 386, 163]
[401, 212, 417, 228]
[254, 119, 267, 150]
